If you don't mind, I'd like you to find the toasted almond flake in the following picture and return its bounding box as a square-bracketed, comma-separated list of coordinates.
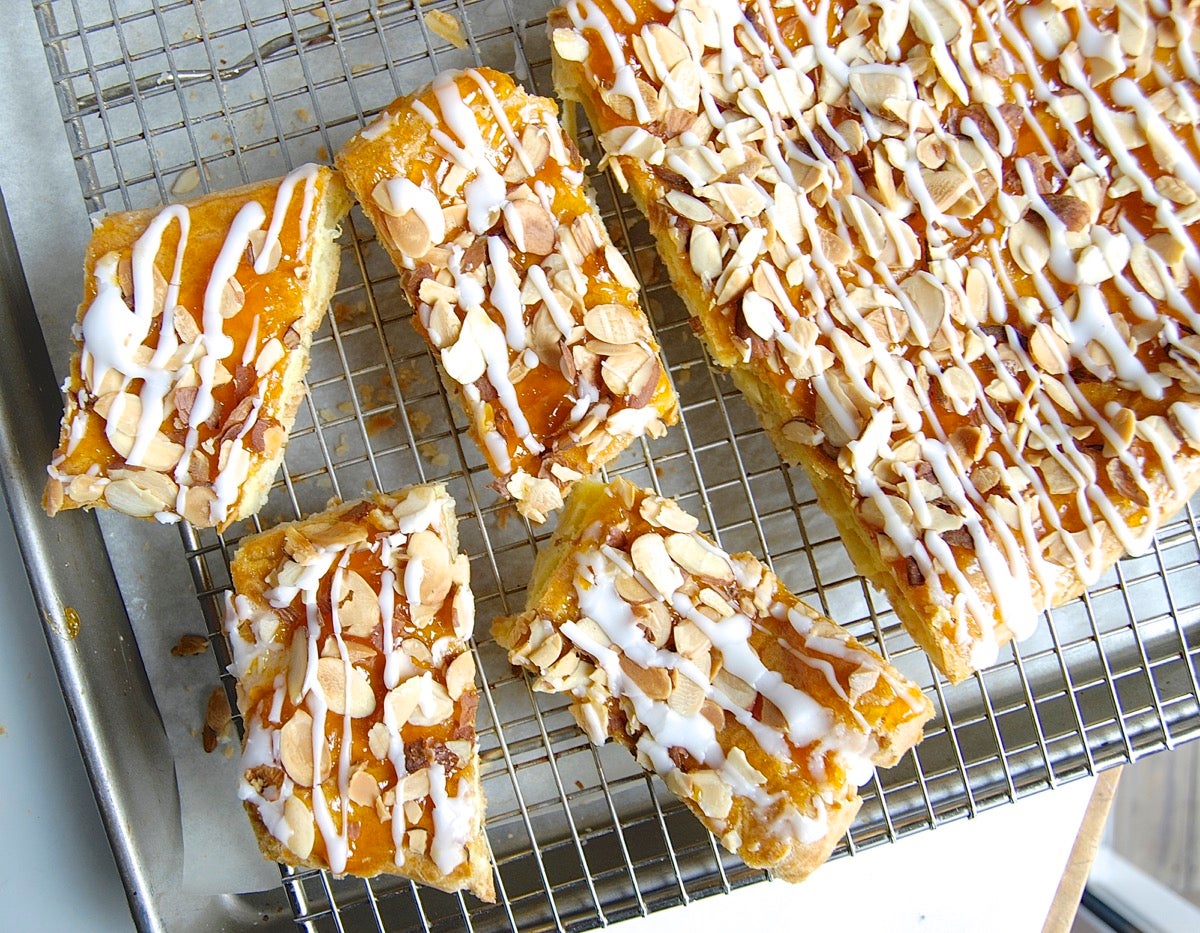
[689, 769, 734, 819]
[386, 210, 433, 259]
[552, 27, 589, 62]
[639, 495, 700, 533]
[529, 630, 564, 669]
[407, 529, 453, 607]
[386, 676, 425, 727]
[664, 533, 734, 582]
[584, 303, 648, 345]
[667, 668, 706, 717]
[630, 532, 684, 596]
[712, 669, 756, 709]
[280, 709, 330, 786]
[445, 650, 476, 700]
[619, 655, 672, 700]
[104, 478, 165, 517]
[349, 769, 381, 807]
[246, 229, 281, 273]
[316, 656, 376, 718]
[368, 725, 390, 761]
[172, 166, 202, 196]
[424, 9, 467, 48]
[286, 634, 308, 703]
[219, 277, 245, 318]
[336, 570, 381, 637]
[1030, 324, 1070, 375]
[673, 619, 711, 658]
[504, 198, 556, 255]
[689, 225, 723, 279]
[283, 795, 316, 858]
[666, 189, 714, 223]
[635, 602, 673, 646]
[409, 679, 455, 726]
[181, 485, 216, 526]
[725, 746, 766, 785]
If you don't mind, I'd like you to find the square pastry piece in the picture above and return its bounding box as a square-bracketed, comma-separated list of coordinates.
[336, 68, 678, 522]
[225, 485, 494, 901]
[549, 0, 1200, 681]
[44, 165, 350, 530]
[493, 479, 932, 882]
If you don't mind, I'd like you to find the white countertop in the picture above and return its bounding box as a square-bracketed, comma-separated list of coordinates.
[0, 499, 1095, 933]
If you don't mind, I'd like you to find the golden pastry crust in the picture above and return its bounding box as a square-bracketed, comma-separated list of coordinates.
[549, 0, 1200, 681]
[335, 67, 678, 523]
[43, 166, 351, 531]
[225, 486, 494, 902]
[493, 478, 932, 883]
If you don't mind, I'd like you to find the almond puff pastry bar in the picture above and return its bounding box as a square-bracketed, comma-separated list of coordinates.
[493, 478, 933, 882]
[549, 0, 1200, 681]
[44, 165, 351, 530]
[225, 485, 494, 901]
[336, 68, 678, 523]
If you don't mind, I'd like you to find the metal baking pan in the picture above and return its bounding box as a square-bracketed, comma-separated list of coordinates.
[3, 1, 1199, 930]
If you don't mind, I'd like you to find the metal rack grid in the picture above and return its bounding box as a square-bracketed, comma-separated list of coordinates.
[29, 0, 1200, 929]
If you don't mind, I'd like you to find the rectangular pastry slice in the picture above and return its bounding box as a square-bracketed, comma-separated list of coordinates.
[549, 0, 1200, 680]
[335, 67, 678, 522]
[44, 165, 351, 530]
[493, 478, 932, 882]
[224, 485, 494, 901]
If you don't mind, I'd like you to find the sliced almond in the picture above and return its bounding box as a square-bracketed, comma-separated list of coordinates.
[639, 495, 700, 533]
[584, 303, 648, 345]
[368, 722, 391, 760]
[529, 630, 564, 670]
[316, 657, 376, 718]
[407, 529, 453, 607]
[283, 795, 316, 858]
[630, 532, 684, 596]
[673, 620, 711, 658]
[336, 570, 381, 637]
[286, 634, 308, 704]
[385, 676, 425, 727]
[280, 710, 331, 787]
[445, 650, 476, 700]
[219, 277, 245, 318]
[67, 474, 106, 504]
[408, 679, 454, 726]
[690, 226, 723, 279]
[504, 198, 556, 255]
[181, 484, 216, 526]
[668, 671, 706, 717]
[104, 478, 166, 517]
[615, 570, 655, 605]
[348, 769, 381, 807]
[386, 211, 433, 259]
[712, 669, 756, 710]
[689, 769, 734, 819]
[1030, 324, 1070, 375]
[552, 27, 589, 62]
[664, 534, 734, 583]
[619, 655, 672, 701]
[246, 229, 281, 273]
[634, 601, 673, 647]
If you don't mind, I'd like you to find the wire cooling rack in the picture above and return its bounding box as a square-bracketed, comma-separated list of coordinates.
[29, 0, 1200, 929]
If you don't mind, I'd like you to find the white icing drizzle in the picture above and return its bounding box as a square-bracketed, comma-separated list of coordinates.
[428, 764, 472, 874]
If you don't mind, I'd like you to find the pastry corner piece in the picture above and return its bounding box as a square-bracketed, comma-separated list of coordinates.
[224, 485, 495, 902]
[43, 165, 351, 530]
[548, 0, 1200, 682]
[335, 67, 678, 523]
[493, 478, 932, 882]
